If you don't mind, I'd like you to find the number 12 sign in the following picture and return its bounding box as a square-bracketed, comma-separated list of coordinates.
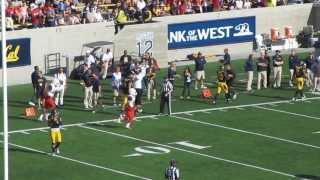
[136, 32, 154, 56]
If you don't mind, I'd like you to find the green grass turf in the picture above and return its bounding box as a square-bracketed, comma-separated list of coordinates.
[1, 53, 320, 179]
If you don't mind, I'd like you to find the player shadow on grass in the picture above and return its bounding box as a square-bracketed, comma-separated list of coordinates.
[90, 123, 121, 129]
[8, 115, 44, 123]
[7, 147, 44, 156]
[249, 93, 288, 100]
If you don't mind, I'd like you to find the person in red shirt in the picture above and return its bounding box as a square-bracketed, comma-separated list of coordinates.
[30, 4, 44, 28]
[39, 89, 57, 121]
[119, 96, 137, 129]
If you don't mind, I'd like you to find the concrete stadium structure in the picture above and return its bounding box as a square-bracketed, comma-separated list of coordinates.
[1, 3, 319, 85]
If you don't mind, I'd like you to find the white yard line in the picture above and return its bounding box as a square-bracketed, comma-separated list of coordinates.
[254, 106, 320, 120]
[8, 97, 320, 134]
[172, 116, 320, 150]
[4, 142, 152, 180]
[78, 125, 295, 178]
[38, 129, 48, 133]
[19, 131, 30, 135]
[312, 131, 320, 134]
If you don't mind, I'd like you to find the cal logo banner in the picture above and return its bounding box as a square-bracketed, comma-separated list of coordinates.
[168, 16, 256, 49]
[0, 38, 31, 68]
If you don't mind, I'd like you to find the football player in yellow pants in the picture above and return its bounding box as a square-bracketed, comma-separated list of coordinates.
[213, 66, 231, 105]
[48, 109, 62, 155]
[292, 63, 307, 101]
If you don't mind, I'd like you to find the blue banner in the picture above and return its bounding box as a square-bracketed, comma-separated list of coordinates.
[0, 38, 31, 68]
[168, 16, 256, 49]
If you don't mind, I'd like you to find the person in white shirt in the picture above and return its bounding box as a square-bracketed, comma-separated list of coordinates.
[54, 68, 67, 106]
[112, 66, 122, 106]
[133, 67, 144, 112]
[136, 0, 146, 22]
[101, 48, 113, 79]
[85, 50, 96, 68]
[137, 0, 146, 11]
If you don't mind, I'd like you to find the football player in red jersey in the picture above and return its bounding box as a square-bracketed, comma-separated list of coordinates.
[39, 86, 56, 121]
[123, 96, 137, 129]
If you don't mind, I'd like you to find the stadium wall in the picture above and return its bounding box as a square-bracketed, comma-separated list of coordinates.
[0, 3, 317, 86]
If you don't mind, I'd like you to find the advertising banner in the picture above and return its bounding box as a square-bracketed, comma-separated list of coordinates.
[168, 16, 256, 49]
[0, 38, 31, 68]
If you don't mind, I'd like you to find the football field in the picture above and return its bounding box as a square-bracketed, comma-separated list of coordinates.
[1, 55, 320, 180]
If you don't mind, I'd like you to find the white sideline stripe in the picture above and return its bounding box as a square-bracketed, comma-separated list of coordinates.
[78, 125, 295, 178]
[39, 129, 48, 133]
[172, 116, 320, 150]
[254, 106, 320, 120]
[202, 111, 211, 114]
[312, 131, 320, 134]
[8, 97, 320, 134]
[20, 131, 30, 135]
[184, 113, 193, 116]
[5, 142, 152, 180]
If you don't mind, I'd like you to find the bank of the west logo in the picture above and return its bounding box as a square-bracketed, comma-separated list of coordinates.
[234, 23, 253, 37]
[168, 16, 256, 49]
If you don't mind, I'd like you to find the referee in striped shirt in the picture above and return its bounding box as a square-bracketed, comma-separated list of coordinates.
[160, 76, 173, 116]
[165, 159, 180, 180]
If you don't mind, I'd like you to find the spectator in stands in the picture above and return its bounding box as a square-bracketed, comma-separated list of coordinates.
[30, 3, 44, 28]
[136, 0, 147, 22]
[243, 0, 252, 8]
[244, 54, 254, 92]
[45, 3, 57, 27]
[18, 2, 28, 26]
[256, 51, 268, 90]
[114, 5, 128, 34]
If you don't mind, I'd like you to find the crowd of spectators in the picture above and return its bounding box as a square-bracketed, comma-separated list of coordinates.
[3, 0, 311, 30]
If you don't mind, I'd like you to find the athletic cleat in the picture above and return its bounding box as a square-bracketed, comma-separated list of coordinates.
[291, 97, 296, 101]
[180, 96, 184, 99]
[212, 101, 216, 105]
[56, 148, 60, 154]
[186, 96, 191, 99]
